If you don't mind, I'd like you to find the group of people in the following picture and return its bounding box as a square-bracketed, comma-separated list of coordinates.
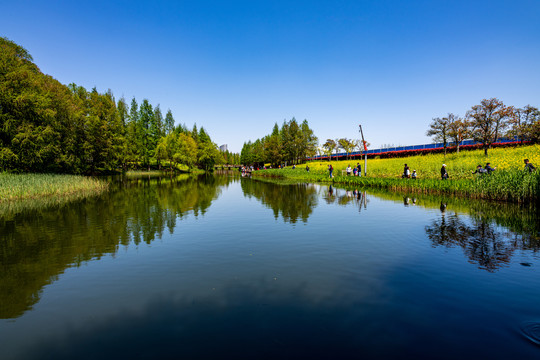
[252, 159, 536, 181]
[402, 164, 417, 179]
[472, 162, 496, 175]
[299, 158, 536, 181]
[345, 163, 363, 177]
[405, 159, 536, 181]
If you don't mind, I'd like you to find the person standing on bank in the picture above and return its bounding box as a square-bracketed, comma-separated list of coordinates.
[346, 165, 352, 176]
[441, 164, 448, 180]
[357, 163, 362, 177]
[328, 164, 334, 178]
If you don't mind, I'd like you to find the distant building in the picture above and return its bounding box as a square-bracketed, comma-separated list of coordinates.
[219, 144, 228, 152]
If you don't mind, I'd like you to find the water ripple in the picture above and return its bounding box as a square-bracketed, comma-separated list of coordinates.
[520, 321, 540, 346]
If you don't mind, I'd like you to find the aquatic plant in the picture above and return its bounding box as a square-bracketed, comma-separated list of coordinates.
[0, 173, 108, 201]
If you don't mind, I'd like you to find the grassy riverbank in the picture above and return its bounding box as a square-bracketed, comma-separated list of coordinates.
[0, 173, 108, 201]
[308, 144, 540, 179]
[253, 145, 540, 202]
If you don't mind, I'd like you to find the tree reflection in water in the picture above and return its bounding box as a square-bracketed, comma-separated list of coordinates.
[425, 203, 539, 272]
[0, 174, 230, 319]
[1, 175, 538, 320]
[241, 180, 318, 223]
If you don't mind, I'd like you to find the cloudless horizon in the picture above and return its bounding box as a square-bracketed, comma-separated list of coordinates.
[2, 0, 539, 153]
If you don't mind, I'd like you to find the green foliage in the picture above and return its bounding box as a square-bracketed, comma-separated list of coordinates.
[197, 140, 221, 171]
[241, 118, 318, 166]
[322, 139, 337, 160]
[176, 133, 198, 169]
[220, 150, 240, 165]
[165, 109, 175, 135]
[338, 138, 355, 159]
[0, 37, 221, 174]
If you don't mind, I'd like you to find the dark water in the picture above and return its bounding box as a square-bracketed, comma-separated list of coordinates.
[1, 174, 540, 359]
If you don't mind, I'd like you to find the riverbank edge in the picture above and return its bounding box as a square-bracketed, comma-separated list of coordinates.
[0, 169, 213, 202]
[252, 169, 540, 203]
[0, 173, 109, 202]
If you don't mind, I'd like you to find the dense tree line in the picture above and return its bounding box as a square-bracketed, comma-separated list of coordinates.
[240, 118, 318, 166]
[0, 37, 236, 173]
[427, 98, 539, 156]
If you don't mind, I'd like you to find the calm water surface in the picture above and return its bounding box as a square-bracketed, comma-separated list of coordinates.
[1, 174, 540, 359]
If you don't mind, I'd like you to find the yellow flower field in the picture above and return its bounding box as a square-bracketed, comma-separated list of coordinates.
[307, 144, 540, 180]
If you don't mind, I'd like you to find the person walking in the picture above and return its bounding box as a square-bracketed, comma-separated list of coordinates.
[441, 164, 448, 180]
[524, 159, 536, 172]
[328, 164, 334, 178]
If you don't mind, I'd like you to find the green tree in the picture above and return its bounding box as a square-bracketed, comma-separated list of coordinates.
[127, 98, 139, 166]
[191, 124, 199, 143]
[116, 97, 129, 170]
[241, 141, 253, 165]
[196, 127, 221, 170]
[138, 99, 154, 170]
[173, 133, 198, 170]
[151, 104, 163, 168]
[323, 139, 337, 161]
[338, 138, 355, 160]
[300, 119, 318, 161]
[165, 109, 175, 135]
[264, 130, 282, 167]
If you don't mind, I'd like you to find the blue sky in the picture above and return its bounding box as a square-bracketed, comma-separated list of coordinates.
[2, 0, 539, 152]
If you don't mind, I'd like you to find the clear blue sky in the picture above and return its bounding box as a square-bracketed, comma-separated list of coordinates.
[2, 0, 539, 152]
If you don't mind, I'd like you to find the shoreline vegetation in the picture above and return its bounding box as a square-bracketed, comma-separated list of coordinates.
[124, 168, 205, 177]
[252, 145, 540, 203]
[0, 173, 108, 202]
[0, 37, 239, 176]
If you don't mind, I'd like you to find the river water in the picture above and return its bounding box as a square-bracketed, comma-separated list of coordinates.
[1, 174, 539, 359]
